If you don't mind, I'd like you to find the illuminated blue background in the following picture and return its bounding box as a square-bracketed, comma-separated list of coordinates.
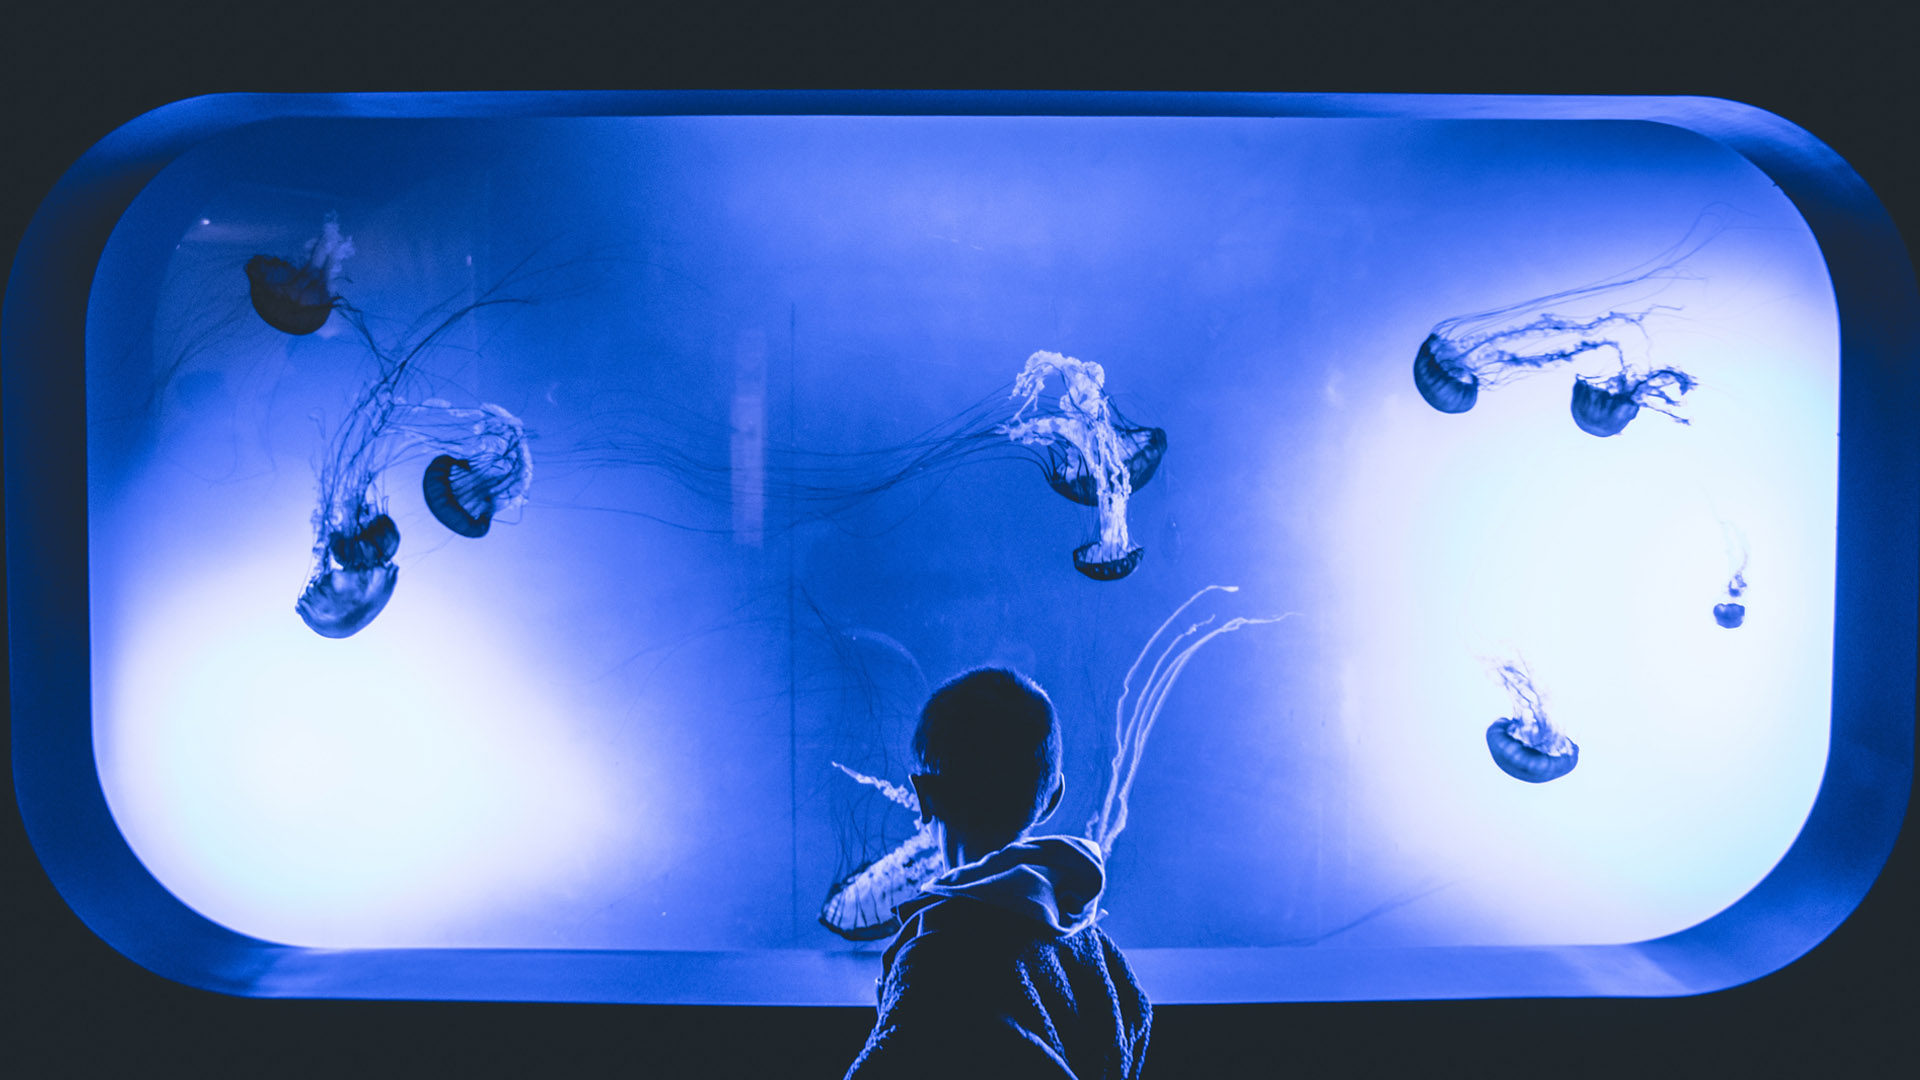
[13, 92, 1898, 1003]
[81, 114, 1837, 960]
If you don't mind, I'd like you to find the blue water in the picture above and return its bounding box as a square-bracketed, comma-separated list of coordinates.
[85, 115, 1838, 954]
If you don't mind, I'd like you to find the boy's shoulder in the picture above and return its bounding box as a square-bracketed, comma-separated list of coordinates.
[887, 894, 1134, 979]
[895, 892, 1084, 948]
[885, 895, 1031, 970]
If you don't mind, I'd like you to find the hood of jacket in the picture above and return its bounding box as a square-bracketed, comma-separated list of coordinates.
[911, 834, 1106, 935]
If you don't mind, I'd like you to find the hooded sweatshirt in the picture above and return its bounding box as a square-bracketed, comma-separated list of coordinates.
[843, 836, 1151, 1080]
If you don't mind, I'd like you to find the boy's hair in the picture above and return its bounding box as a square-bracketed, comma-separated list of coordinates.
[913, 667, 1062, 839]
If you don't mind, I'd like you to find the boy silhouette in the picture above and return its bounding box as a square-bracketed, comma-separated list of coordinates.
[843, 667, 1152, 1079]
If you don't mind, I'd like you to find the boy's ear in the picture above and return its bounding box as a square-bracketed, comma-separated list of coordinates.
[1038, 772, 1065, 824]
[909, 773, 940, 826]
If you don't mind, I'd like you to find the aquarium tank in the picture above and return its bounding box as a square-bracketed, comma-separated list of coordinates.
[6, 92, 1913, 1003]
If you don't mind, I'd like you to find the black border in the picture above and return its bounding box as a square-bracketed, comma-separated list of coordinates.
[5, 2, 1917, 1075]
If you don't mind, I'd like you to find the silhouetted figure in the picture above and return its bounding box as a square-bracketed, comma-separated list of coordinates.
[844, 668, 1151, 1079]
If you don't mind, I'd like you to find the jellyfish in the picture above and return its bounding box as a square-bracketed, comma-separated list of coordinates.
[297, 372, 406, 639]
[419, 404, 533, 538]
[1413, 310, 1660, 416]
[1087, 585, 1296, 855]
[294, 312, 423, 640]
[562, 348, 1165, 582]
[1569, 367, 1696, 438]
[245, 213, 356, 336]
[293, 265, 540, 638]
[1002, 351, 1164, 581]
[297, 502, 401, 639]
[1483, 657, 1578, 784]
[1713, 518, 1750, 628]
[1412, 216, 1719, 422]
[820, 762, 946, 941]
[790, 603, 941, 942]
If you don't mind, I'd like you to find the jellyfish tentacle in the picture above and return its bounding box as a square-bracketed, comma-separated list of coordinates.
[830, 761, 921, 814]
[297, 263, 545, 638]
[1088, 585, 1297, 857]
[1044, 415, 1167, 506]
[1093, 585, 1242, 830]
[1091, 585, 1239, 843]
[821, 760, 939, 940]
[1414, 214, 1719, 419]
[1570, 366, 1696, 437]
[296, 499, 401, 639]
[1102, 611, 1294, 851]
[1709, 514, 1751, 627]
[1483, 657, 1578, 783]
[819, 824, 943, 941]
[1449, 309, 1663, 383]
[418, 403, 534, 538]
[548, 348, 1163, 560]
[1097, 614, 1213, 850]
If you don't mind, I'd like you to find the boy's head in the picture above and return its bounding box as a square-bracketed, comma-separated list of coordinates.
[910, 667, 1063, 844]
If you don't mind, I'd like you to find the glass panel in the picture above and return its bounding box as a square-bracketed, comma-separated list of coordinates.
[84, 114, 1837, 959]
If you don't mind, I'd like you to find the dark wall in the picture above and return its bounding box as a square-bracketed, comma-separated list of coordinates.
[4, 2, 1915, 1076]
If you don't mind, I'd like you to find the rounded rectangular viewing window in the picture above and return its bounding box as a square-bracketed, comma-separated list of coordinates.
[6, 91, 1914, 1004]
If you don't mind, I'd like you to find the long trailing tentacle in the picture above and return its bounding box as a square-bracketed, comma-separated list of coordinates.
[1089, 585, 1299, 856]
[1097, 610, 1298, 855]
[1487, 655, 1570, 755]
[1091, 584, 1239, 842]
[831, 761, 920, 814]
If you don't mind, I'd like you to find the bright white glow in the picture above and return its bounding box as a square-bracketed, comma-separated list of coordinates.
[95, 520, 654, 947]
[1323, 239, 1837, 945]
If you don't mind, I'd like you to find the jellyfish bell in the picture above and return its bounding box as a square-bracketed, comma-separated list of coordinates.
[1073, 540, 1145, 581]
[418, 404, 533, 539]
[328, 511, 400, 570]
[1412, 333, 1480, 414]
[1569, 376, 1642, 437]
[244, 255, 335, 336]
[1046, 424, 1167, 507]
[1483, 657, 1576, 783]
[1485, 719, 1580, 783]
[1715, 567, 1749, 627]
[1126, 425, 1168, 488]
[298, 511, 401, 638]
[422, 455, 502, 537]
[296, 564, 400, 639]
[1570, 367, 1695, 438]
[244, 215, 356, 336]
